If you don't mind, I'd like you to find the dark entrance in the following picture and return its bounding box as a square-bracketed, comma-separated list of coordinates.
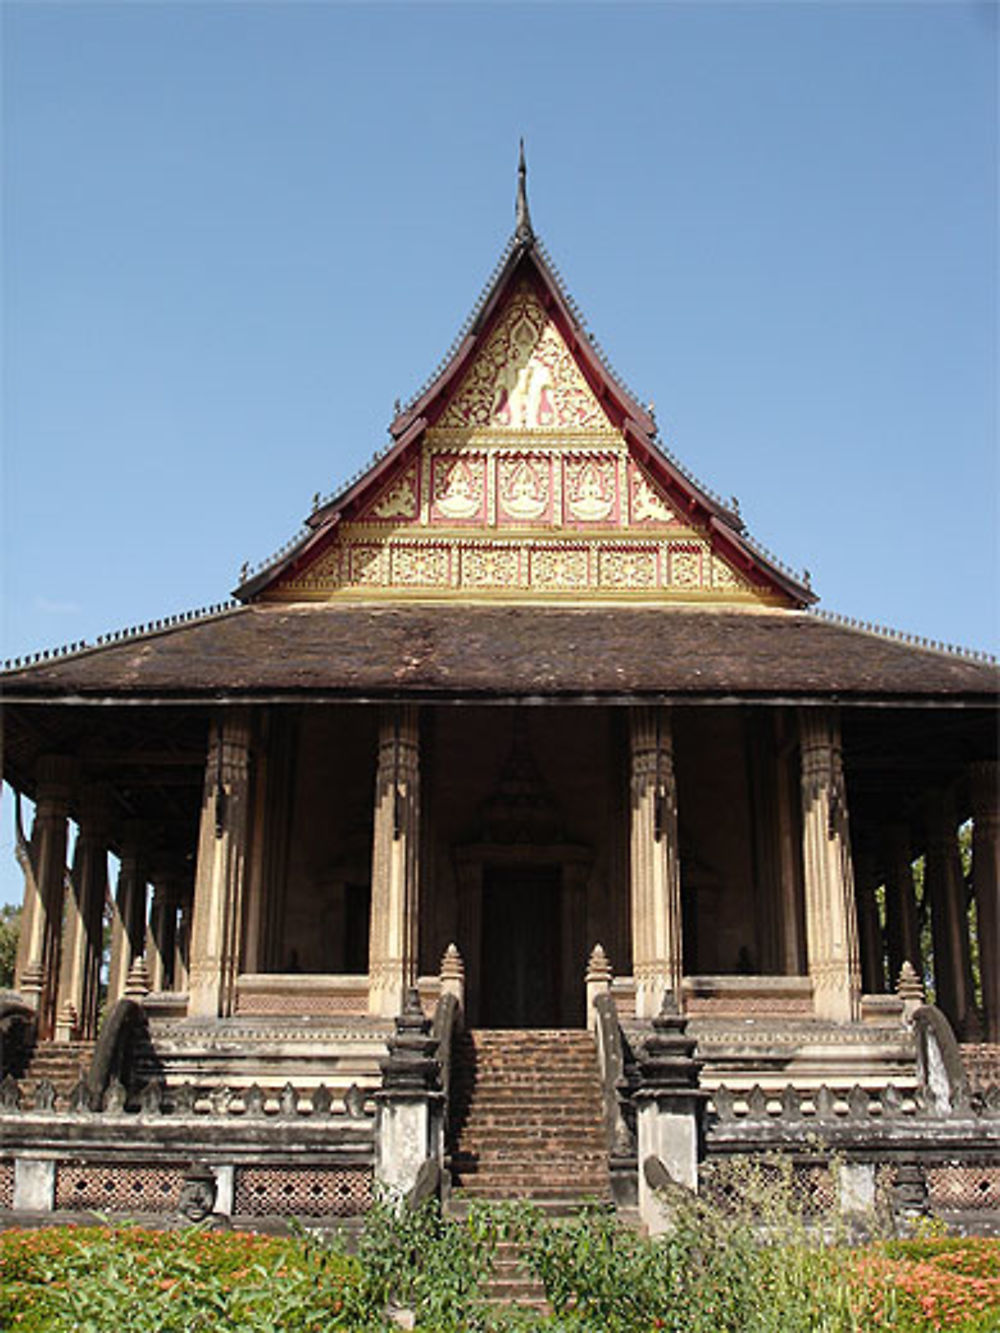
[480, 864, 561, 1027]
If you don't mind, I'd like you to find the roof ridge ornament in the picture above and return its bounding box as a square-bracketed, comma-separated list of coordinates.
[515, 138, 534, 246]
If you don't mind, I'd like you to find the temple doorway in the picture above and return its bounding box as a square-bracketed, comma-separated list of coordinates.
[480, 864, 561, 1027]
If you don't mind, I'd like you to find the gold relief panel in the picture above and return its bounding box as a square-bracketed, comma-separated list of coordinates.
[497, 455, 552, 525]
[529, 545, 590, 590]
[629, 461, 680, 525]
[391, 544, 452, 587]
[668, 544, 703, 589]
[440, 282, 607, 431]
[563, 455, 619, 525]
[711, 554, 743, 590]
[598, 546, 658, 590]
[362, 464, 420, 524]
[460, 544, 523, 589]
[294, 543, 344, 588]
[430, 453, 488, 524]
[350, 543, 391, 586]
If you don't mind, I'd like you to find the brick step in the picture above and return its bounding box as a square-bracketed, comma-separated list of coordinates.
[453, 1135, 606, 1152]
[455, 1182, 611, 1201]
[455, 1164, 609, 1183]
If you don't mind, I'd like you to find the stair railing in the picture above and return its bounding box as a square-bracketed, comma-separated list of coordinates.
[593, 989, 639, 1207]
[86, 998, 147, 1109]
[432, 990, 461, 1138]
[0, 996, 35, 1081]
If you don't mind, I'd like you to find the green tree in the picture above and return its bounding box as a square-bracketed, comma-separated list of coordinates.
[0, 905, 20, 988]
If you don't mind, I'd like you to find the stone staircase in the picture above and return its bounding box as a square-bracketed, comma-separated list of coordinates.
[448, 1028, 611, 1205]
[19, 1039, 95, 1107]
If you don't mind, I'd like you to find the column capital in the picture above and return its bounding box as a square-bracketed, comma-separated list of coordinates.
[35, 754, 78, 814]
[970, 761, 999, 824]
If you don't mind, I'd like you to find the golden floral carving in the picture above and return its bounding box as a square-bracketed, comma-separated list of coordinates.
[498, 455, 550, 523]
[461, 545, 521, 588]
[630, 465, 678, 524]
[598, 547, 658, 588]
[366, 466, 419, 522]
[441, 282, 606, 430]
[530, 547, 589, 588]
[392, 545, 451, 586]
[565, 456, 617, 523]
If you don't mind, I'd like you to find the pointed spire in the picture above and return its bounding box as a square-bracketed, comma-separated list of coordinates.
[515, 138, 534, 245]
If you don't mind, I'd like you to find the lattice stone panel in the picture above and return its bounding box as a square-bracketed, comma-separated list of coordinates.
[236, 992, 369, 1016]
[55, 1164, 182, 1213]
[0, 1161, 14, 1209]
[235, 1165, 372, 1217]
[927, 1165, 1000, 1213]
[700, 1159, 835, 1215]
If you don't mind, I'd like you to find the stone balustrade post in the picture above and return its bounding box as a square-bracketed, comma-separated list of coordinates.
[799, 709, 861, 1022]
[970, 762, 999, 1042]
[633, 994, 706, 1235]
[629, 706, 683, 1020]
[439, 943, 465, 1011]
[368, 706, 421, 1018]
[374, 988, 444, 1201]
[585, 942, 613, 1031]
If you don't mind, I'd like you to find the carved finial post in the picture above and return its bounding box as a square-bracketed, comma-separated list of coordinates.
[896, 960, 925, 1022]
[374, 987, 445, 1205]
[439, 943, 465, 1011]
[515, 139, 534, 245]
[585, 943, 613, 1031]
[53, 1001, 78, 1045]
[124, 955, 151, 1001]
[633, 994, 707, 1235]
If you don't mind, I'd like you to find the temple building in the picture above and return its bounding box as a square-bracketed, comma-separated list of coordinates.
[1, 155, 997, 1227]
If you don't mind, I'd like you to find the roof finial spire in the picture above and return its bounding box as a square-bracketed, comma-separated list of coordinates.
[515, 138, 534, 245]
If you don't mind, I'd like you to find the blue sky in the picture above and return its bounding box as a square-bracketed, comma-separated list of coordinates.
[1, 2, 997, 900]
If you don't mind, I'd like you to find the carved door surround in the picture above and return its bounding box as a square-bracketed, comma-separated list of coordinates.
[454, 840, 592, 1027]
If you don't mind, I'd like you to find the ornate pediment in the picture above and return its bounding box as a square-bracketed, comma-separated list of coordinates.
[440, 281, 609, 432]
[247, 237, 809, 609]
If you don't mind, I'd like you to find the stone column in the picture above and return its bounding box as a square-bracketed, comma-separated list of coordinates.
[174, 887, 192, 993]
[188, 711, 254, 1018]
[368, 706, 421, 1018]
[799, 709, 861, 1022]
[629, 706, 683, 1019]
[14, 756, 76, 1038]
[56, 786, 110, 1040]
[147, 876, 178, 992]
[884, 823, 922, 987]
[106, 828, 147, 1008]
[925, 792, 976, 1037]
[970, 762, 999, 1043]
[855, 852, 884, 994]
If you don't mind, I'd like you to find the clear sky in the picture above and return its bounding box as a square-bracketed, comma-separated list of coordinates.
[1, 1, 997, 901]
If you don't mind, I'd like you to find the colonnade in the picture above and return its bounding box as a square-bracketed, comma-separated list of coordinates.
[9, 706, 1000, 1042]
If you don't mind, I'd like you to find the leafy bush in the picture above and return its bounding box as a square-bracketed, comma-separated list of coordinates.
[1, 1187, 998, 1332]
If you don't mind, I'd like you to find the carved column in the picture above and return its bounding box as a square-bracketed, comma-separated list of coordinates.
[147, 876, 178, 992]
[884, 823, 922, 986]
[174, 887, 192, 993]
[925, 791, 976, 1037]
[799, 709, 861, 1022]
[188, 711, 254, 1018]
[855, 851, 884, 994]
[368, 706, 421, 1018]
[56, 786, 110, 1040]
[106, 827, 147, 1008]
[629, 706, 683, 1019]
[970, 762, 999, 1042]
[15, 756, 76, 1038]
